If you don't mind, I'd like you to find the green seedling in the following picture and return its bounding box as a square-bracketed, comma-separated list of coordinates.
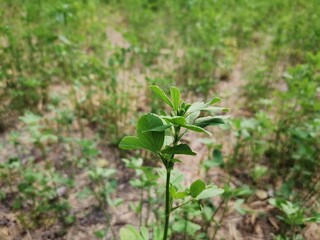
[269, 198, 320, 239]
[119, 85, 227, 239]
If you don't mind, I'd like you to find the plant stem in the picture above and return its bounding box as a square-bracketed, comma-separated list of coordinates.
[171, 200, 192, 212]
[163, 125, 179, 239]
[163, 168, 171, 240]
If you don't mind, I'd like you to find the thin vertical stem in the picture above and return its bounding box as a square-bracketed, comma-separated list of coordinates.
[163, 124, 179, 239]
[163, 168, 171, 240]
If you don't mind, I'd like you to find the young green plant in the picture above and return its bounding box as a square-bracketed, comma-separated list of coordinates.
[119, 85, 228, 239]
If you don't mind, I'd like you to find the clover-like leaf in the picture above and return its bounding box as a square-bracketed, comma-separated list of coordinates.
[186, 111, 200, 124]
[142, 124, 172, 133]
[170, 86, 181, 111]
[120, 225, 144, 240]
[119, 113, 165, 153]
[161, 144, 196, 155]
[175, 191, 189, 199]
[169, 186, 177, 198]
[181, 124, 211, 135]
[190, 179, 206, 198]
[194, 116, 226, 128]
[149, 85, 173, 108]
[162, 116, 212, 135]
[162, 116, 186, 125]
[197, 186, 224, 199]
[187, 97, 221, 113]
[137, 113, 165, 152]
[203, 107, 230, 113]
[119, 136, 144, 150]
[140, 227, 149, 240]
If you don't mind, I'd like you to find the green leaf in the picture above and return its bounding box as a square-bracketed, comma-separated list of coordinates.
[153, 226, 162, 240]
[172, 158, 182, 163]
[305, 213, 320, 223]
[140, 226, 149, 240]
[234, 199, 248, 215]
[194, 116, 225, 128]
[170, 170, 184, 185]
[181, 124, 211, 135]
[169, 186, 177, 198]
[203, 107, 230, 113]
[231, 185, 254, 197]
[142, 124, 172, 133]
[163, 134, 174, 147]
[95, 230, 107, 238]
[208, 97, 221, 105]
[162, 116, 186, 125]
[119, 136, 145, 150]
[157, 169, 184, 186]
[175, 191, 189, 199]
[213, 149, 223, 164]
[149, 85, 173, 108]
[120, 225, 144, 240]
[190, 179, 206, 198]
[170, 86, 181, 111]
[20, 112, 42, 125]
[281, 201, 299, 215]
[119, 114, 165, 153]
[137, 113, 165, 152]
[187, 97, 221, 113]
[187, 102, 206, 113]
[203, 206, 214, 221]
[186, 111, 200, 124]
[172, 219, 201, 235]
[204, 149, 224, 168]
[161, 144, 196, 155]
[197, 186, 224, 199]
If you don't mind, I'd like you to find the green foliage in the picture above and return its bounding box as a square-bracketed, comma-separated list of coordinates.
[189, 179, 205, 198]
[119, 85, 225, 239]
[120, 113, 165, 152]
[120, 225, 149, 240]
[232, 53, 320, 200]
[269, 198, 320, 239]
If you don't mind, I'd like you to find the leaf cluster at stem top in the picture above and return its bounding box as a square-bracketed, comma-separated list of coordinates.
[119, 85, 229, 170]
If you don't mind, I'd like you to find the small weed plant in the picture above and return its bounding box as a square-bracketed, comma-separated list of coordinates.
[119, 85, 228, 239]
